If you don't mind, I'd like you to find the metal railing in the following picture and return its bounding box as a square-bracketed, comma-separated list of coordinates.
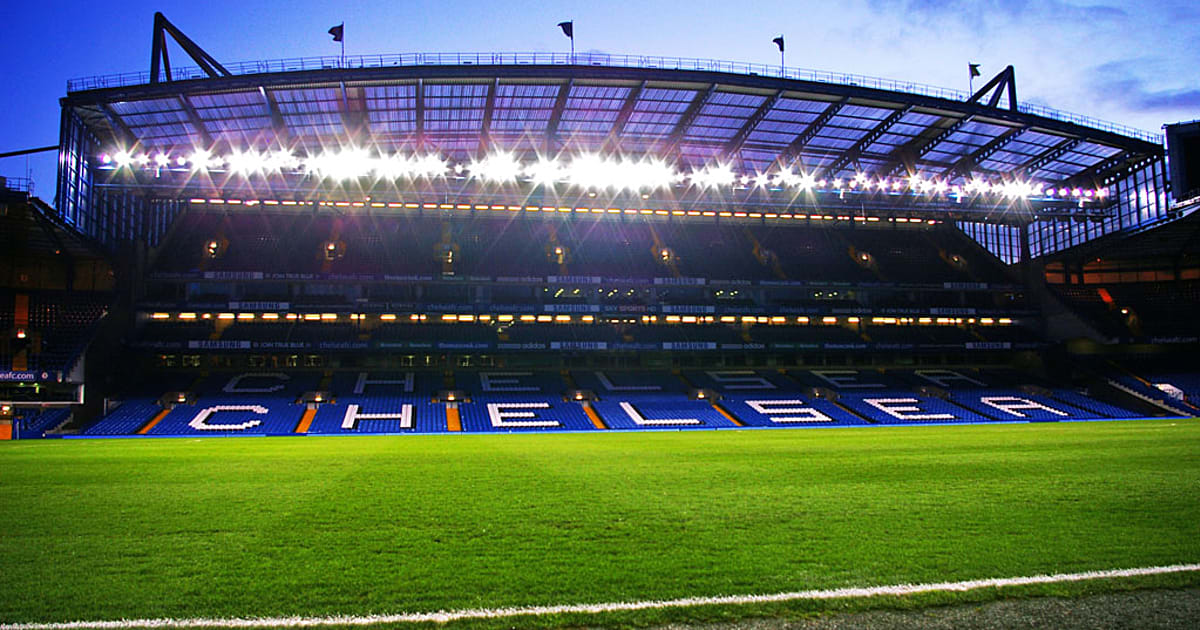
[68, 51, 1163, 144]
[0, 175, 34, 194]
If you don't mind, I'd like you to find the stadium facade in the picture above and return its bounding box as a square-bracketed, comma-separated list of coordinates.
[2, 17, 1197, 438]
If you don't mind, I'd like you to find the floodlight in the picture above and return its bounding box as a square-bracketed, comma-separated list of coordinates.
[526, 158, 563, 186]
[265, 150, 299, 172]
[304, 148, 372, 181]
[226, 150, 267, 175]
[188, 149, 217, 171]
[689, 164, 735, 189]
[469, 152, 522, 182]
[415, 154, 448, 178]
[563, 153, 612, 189]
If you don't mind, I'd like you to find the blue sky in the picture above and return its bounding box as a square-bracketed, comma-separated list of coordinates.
[1, 0, 1196, 203]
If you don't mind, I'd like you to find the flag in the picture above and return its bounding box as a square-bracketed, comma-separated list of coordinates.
[969, 63, 981, 78]
[557, 21, 574, 39]
[329, 23, 344, 42]
[772, 36, 785, 53]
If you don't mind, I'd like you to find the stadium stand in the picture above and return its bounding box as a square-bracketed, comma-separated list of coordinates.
[1, 291, 109, 373]
[9, 48, 1195, 441]
[12, 408, 71, 438]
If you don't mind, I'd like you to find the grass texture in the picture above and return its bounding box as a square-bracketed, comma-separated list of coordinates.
[1, 419, 1198, 627]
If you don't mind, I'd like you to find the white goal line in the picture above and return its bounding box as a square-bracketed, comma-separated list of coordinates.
[4, 563, 1198, 629]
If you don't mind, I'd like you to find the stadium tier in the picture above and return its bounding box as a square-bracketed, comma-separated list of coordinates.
[146, 211, 1003, 285]
[77, 368, 1157, 437]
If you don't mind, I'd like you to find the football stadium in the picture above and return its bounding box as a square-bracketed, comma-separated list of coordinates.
[2, 10, 1200, 629]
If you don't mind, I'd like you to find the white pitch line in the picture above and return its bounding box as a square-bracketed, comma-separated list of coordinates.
[4, 563, 1199, 630]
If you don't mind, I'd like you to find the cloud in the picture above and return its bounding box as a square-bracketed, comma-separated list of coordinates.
[1103, 80, 1200, 111]
[1090, 59, 1200, 113]
[866, 0, 1128, 30]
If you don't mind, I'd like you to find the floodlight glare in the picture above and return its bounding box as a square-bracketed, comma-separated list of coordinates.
[265, 150, 299, 172]
[226, 150, 267, 175]
[689, 164, 735, 189]
[469, 152, 522, 182]
[527, 158, 564, 186]
[304, 148, 373, 181]
[188, 149, 218, 171]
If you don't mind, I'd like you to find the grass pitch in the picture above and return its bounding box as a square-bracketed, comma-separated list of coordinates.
[2, 420, 1199, 627]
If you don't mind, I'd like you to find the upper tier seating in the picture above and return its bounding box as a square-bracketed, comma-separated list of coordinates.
[1, 291, 110, 372]
[150, 212, 1011, 285]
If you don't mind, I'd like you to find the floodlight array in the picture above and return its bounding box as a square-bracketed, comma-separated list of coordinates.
[99, 147, 1111, 201]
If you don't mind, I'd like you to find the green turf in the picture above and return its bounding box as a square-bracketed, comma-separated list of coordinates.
[2, 420, 1199, 627]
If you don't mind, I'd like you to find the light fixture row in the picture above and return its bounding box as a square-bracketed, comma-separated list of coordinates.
[149, 312, 1015, 325]
[101, 148, 1109, 201]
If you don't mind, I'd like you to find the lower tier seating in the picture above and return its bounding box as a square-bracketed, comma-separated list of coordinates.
[77, 368, 1157, 436]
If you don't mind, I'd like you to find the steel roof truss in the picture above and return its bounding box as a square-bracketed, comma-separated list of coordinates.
[941, 126, 1025, 180]
[721, 89, 785, 158]
[175, 95, 213, 148]
[544, 79, 573, 151]
[821, 105, 912, 177]
[1021, 137, 1084, 179]
[603, 80, 646, 153]
[779, 97, 848, 167]
[883, 115, 972, 178]
[665, 83, 718, 155]
[478, 78, 499, 155]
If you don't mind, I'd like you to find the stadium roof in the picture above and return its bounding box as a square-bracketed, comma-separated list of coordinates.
[1047, 205, 1200, 266]
[63, 52, 1162, 192]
